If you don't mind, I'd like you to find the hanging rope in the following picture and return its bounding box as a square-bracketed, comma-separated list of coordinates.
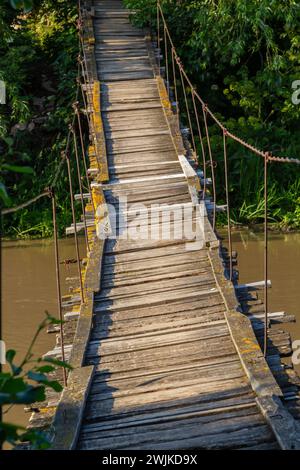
[65, 150, 85, 304]
[73, 102, 95, 216]
[163, 25, 170, 96]
[191, 90, 206, 185]
[171, 48, 180, 131]
[77, 72, 90, 128]
[223, 130, 233, 282]
[157, 1, 161, 76]
[71, 124, 90, 254]
[264, 154, 269, 357]
[50, 187, 67, 386]
[178, 60, 197, 158]
[202, 105, 217, 230]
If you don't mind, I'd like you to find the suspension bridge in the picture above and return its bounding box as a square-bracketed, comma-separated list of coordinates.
[18, 0, 300, 450]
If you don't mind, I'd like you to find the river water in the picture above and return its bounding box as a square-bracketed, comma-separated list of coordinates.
[1, 231, 300, 430]
[1, 237, 85, 430]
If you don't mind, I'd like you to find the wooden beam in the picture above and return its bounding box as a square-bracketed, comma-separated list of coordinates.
[178, 154, 200, 206]
[256, 395, 300, 450]
[51, 366, 94, 450]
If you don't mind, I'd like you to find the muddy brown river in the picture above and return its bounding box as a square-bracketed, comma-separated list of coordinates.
[1, 231, 300, 431]
[2, 237, 85, 431]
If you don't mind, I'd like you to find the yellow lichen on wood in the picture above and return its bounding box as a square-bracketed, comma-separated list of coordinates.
[92, 185, 105, 210]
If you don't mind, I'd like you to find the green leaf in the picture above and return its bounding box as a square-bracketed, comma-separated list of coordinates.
[35, 365, 56, 374]
[27, 371, 63, 392]
[0, 422, 24, 446]
[6, 349, 16, 364]
[0, 423, 50, 449]
[2, 164, 35, 174]
[27, 371, 48, 383]
[41, 357, 73, 370]
[19, 429, 51, 449]
[0, 377, 27, 395]
[46, 380, 63, 392]
[0, 393, 13, 405]
[45, 311, 63, 325]
[12, 364, 23, 376]
[5, 351, 22, 375]
[0, 182, 10, 206]
[15, 386, 46, 404]
[0, 372, 11, 383]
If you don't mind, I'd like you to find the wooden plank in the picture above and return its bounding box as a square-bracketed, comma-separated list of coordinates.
[51, 365, 94, 450]
[83, 381, 251, 414]
[92, 295, 223, 323]
[90, 314, 227, 341]
[94, 287, 219, 313]
[95, 274, 215, 301]
[81, 401, 257, 435]
[256, 395, 300, 450]
[89, 342, 238, 375]
[178, 154, 200, 205]
[83, 377, 251, 420]
[78, 412, 269, 450]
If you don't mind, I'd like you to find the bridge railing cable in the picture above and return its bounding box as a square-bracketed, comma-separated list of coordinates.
[157, 0, 300, 358]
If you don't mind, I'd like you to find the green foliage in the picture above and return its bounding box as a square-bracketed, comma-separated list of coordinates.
[125, 0, 300, 229]
[1, 0, 300, 232]
[0, 312, 72, 449]
[0, 0, 80, 236]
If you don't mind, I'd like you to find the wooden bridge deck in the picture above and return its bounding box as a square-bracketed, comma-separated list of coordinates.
[39, 0, 300, 451]
[73, 0, 280, 450]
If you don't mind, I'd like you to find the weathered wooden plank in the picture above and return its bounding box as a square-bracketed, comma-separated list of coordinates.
[81, 400, 257, 436]
[83, 381, 252, 416]
[94, 285, 219, 313]
[95, 274, 215, 301]
[100, 71, 154, 81]
[78, 412, 268, 450]
[51, 366, 94, 450]
[93, 297, 224, 325]
[256, 395, 300, 450]
[101, 265, 209, 287]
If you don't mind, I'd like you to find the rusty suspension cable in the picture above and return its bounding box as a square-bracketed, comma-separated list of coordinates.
[202, 105, 217, 230]
[223, 131, 233, 282]
[65, 150, 85, 304]
[171, 47, 180, 130]
[50, 188, 67, 386]
[71, 125, 90, 254]
[163, 25, 170, 96]
[178, 60, 197, 159]
[191, 90, 206, 193]
[74, 103, 96, 216]
[264, 155, 269, 357]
